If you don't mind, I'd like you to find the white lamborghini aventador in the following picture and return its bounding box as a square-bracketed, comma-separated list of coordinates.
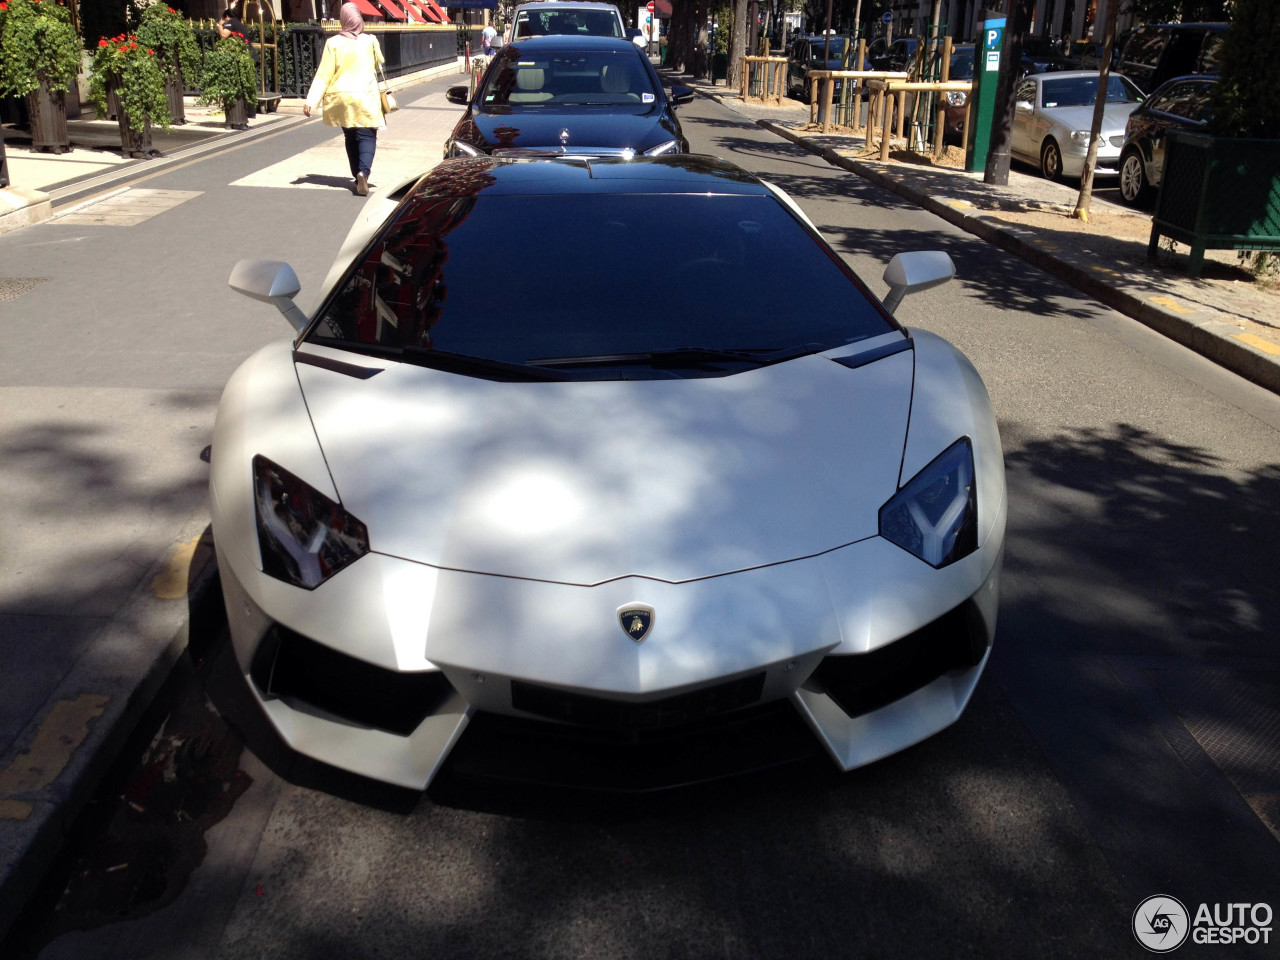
[211, 155, 1006, 790]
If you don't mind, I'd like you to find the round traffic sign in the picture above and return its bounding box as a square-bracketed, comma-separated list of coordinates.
[881, 10, 892, 22]
[646, 1, 654, 10]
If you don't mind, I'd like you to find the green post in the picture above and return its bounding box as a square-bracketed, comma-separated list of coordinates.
[965, 16, 1005, 172]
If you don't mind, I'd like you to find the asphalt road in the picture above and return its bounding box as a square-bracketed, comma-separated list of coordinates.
[4, 79, 1279, 960]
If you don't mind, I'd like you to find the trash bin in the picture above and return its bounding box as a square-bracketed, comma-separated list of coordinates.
[713, 52, 727, 82]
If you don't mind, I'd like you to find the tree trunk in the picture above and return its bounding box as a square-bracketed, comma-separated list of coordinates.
[1073, 0, 1122, 220]
[728, 0, 748, 88]
[26, 81, 70, 154]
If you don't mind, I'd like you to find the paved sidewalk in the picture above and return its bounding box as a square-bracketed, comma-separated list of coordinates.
[667, 70, 1280, 394]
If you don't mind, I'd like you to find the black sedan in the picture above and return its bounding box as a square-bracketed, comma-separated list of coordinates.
[1118, 74, 1217, 205]
[444, 35, 692, 159]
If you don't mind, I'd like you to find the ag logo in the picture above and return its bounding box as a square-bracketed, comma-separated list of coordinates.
[1133, 895, 1190, 953]
[617, 603, 654, 643]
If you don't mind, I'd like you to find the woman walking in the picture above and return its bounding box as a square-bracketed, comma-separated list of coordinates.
[303, 3, 385, 196]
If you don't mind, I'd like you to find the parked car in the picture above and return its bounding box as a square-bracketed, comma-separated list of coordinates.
[214, 154, 1006, 791]
[1118, 74, 1217, 205]
[1115, 21, 1225, 94]
[444, 36, 691, 158]
[942, 44, 976, 145]
[1010, 71, 1146, 181]
[505, 0, 643, 47]
[1019, 36, 1077, 75]
[787, 34, 853, 102]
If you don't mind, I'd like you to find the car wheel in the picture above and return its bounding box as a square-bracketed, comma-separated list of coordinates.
[1119, 149, 1150, 206]
[1040, 138, 1063, 181]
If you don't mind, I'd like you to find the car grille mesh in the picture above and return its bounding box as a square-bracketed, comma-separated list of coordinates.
[809, 599, 990, 719]
[511, 673, 766, 731]
[250, 625, 452, 736]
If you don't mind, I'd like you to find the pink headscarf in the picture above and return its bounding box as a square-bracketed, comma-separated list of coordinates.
[338, 2, 364, 38]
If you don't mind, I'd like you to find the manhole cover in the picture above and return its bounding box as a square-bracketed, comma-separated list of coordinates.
[1148, 667, 1280, 839]
[0, 278, 49, 301]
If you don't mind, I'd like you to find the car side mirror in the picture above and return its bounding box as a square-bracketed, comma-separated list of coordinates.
[229, 259, 309, 333]
[446, 85, 470, 105]
[628, 28, 646, 48]
[669, 84, 694, 105]
[881, 251, 955, 315]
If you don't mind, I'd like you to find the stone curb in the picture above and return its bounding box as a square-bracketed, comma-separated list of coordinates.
[0, 186, 52, 236]
[0, 529, 219, 941]
[743, 113, 1280, 396]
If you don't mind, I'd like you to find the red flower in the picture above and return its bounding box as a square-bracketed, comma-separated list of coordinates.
[148, 49, 154, 55]
[98, 38, 108, 46]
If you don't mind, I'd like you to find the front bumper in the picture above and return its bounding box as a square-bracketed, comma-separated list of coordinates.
[215, 496, 1005, 791]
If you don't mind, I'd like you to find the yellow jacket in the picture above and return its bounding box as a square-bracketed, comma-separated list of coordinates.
[305, 33, 385, 129]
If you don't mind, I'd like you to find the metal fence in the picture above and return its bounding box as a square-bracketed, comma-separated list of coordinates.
[189, 23, 475, 97]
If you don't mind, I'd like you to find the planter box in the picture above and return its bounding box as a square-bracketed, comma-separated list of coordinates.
[107, 80, 158, 159]
[166, 72, 187, 124]
[26, 82, 70, 153]
[224, 95, 249, 129]
[1148, 129, 1280, 276]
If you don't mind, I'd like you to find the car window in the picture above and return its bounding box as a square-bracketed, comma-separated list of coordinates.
[1198, 33, 1225, 74]
[481, 50, 655, 105]
[310, 193, 895, 374]
[513, 8, 623, 39]
[1039, 75, 1139, 107]
[947, 47, 975, 80]
[1125, 27, 1169, 69]
[1015, 79, 1035, 104]
[809, 38, 847, 62]
[1154, 80, 1215, 122]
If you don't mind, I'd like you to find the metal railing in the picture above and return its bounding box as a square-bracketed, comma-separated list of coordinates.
[188, 23, 468, 97]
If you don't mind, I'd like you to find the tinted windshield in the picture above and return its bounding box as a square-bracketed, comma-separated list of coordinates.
[1040, 75, 1140, 107]
[513, 9, 623, 38]
[808, 38, 848, 61]
[481, 50, 655, 105]
[310, 192, 894, 380]
[949, 47, 975, 79]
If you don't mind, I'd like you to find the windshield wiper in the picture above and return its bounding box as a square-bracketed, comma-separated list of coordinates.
[325, 341, 566, 382]
[525, 345, 820, 370]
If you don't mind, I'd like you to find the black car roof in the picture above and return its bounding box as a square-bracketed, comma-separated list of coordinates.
[414, 156, 769, 199]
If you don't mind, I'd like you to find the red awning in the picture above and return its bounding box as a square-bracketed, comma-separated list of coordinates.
[654, 0, 672, 17]
[398, 0, 427, 23]
[349, 0, 384, 19]
[376, 0, 409, 19]
[401, 0, 432, 22]
[420, 0, 449, 23]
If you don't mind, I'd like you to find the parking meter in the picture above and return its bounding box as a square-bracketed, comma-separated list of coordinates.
[964, 16, 1004, 172]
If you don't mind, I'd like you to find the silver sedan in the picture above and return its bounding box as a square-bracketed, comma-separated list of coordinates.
[1012, 71, 1145, 181]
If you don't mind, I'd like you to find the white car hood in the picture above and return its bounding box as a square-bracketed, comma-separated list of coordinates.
[297, 347, 913, 585]
[1045, 102, 1138, 137]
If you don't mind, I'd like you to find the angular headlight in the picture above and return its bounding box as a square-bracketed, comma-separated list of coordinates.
[1069, 130, 1092, 146]
[879, 438, 977, 568]
[252, 455, 369, 589]
[945, 91, 967, 106]
[450, 140, 483, 158]
[643, 139, 680, 157]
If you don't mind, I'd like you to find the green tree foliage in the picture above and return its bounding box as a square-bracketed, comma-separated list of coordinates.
[197, 35, 258, 110]
[89, 33, 170, 134]
[136, 4, 202, 85]
[1210, 0, 1279, 138]
[0, 0, 81, 96]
